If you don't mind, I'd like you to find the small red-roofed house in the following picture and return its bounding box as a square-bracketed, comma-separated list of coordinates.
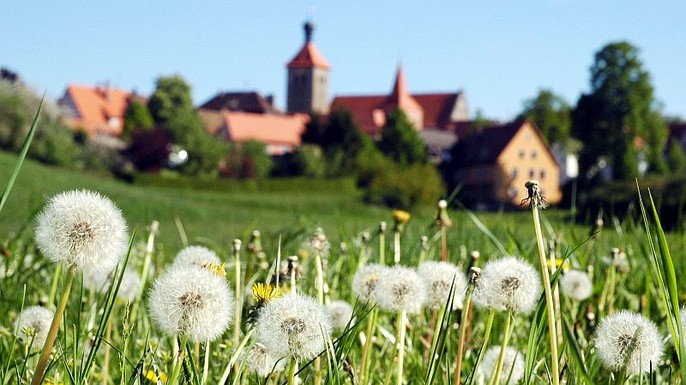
[448, 119, 561, 207]
[58, 84, 144, 137]
[199, 109, 308, 155]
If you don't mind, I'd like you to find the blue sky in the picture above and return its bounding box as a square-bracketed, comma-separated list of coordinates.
[2, 1, 684, 121]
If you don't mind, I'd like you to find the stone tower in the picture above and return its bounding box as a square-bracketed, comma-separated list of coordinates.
[286, 21, 330, 114]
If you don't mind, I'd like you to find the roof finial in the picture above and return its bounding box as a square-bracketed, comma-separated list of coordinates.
[304, 20, 314, 43]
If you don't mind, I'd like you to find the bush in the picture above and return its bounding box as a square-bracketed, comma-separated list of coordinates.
[291, 144, 326, 178]
[28, 121, 79, 167]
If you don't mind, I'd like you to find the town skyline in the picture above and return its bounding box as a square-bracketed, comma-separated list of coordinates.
[2, 1, 684, 121]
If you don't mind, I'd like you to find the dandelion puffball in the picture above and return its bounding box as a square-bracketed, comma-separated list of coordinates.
[14, 306, 54, 348]
[255, 293, 331, 361]
[479, 346, 525, 385]
[35, 190, 129, 273]
[594, 310, 663, 374]
[352, 264, 388, 302]
[375, 265, 426, 314]
[472, 256, 541, 314]
[559, 270, 593, 301]
[172, 245, 221, 267]
[418, 261, 467, 310]
[149, 265, 234, 342]
[243, 342, 286, 377]
[325, 300, 354, 331]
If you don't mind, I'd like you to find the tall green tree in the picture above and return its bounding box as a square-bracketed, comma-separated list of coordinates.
[518, 89, 571, 145]
[147, 75, 195, 126]
[123, 100, 154, 138]
[667, 140, 686, 174]
[572, 41, 668, 181]
[377, 109, 427, 166]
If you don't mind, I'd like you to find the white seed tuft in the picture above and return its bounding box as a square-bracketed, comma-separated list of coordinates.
[255, 293, 331, 361]
[172, 245, 221, 268]
[375, 265, 426, 314]
[14, 306, 54, 348]
[479, 346, 525, 385]
[35, 190, 129, 273]
[352, 264, 389, 302]
[594, 310, 663, 374]
[472, 256, 541, 314]
[325, 300, 354, 331]
[148, 265, 234, 342]
[559, 270, 593, 301]
[418, 261, 467, 310]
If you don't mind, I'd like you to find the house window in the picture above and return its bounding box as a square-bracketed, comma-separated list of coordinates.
[507, 186, 518, 198]
[529, 168, 535, 178]
[525, 132, 532, 141]
[540, 169, 546, 179]
[511, 168, 518, 178]
[531, 150, 538, 159]
[518, 150, 525, 159]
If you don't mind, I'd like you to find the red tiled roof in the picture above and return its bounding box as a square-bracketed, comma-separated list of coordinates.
[450, 120, 525, 166]
[384, 67, 422, 113]
[287, 42, 330, 70]
[413, 93, 460, 129]
[199, 110, 309, 146]
[60, 84, 141, 136]
[330, 95, 386, 135]
[199, 91, 280, 114]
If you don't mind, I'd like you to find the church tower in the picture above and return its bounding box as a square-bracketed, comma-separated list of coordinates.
[286, 21, 330, 114]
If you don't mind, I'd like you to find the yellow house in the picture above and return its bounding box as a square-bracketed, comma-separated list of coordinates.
[450, 119, 561, 207]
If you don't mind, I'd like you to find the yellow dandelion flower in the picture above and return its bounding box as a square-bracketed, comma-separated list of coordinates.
[393, 209, 411, 225]
[144, 369, 168, 383]
[202, 262, 226, 277]
[252, 282, 283, 306]
[546, 258, 571, 271]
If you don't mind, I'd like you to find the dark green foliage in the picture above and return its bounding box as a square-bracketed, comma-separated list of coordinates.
[301, 113, 325, 145]
[291, 144, 326, 177]
[377, 109, 427, 166]
[572, 41, 668, 182]
[166, 109, 227, 176]
[221, 140, 272, 179]
[518, 89, 571, 145]
[147, 75, 195, 126]
[122, 100, 154, 138]
[667, 141, 686, 174]
[28, 121, 79, 167]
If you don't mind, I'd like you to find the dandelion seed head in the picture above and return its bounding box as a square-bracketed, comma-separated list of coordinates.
[559, 270, 593, 301]
[472, 256, 541, 314]
[14, 306, 54, 348]
[255, 293, 331, 361]
[325, 300, 354, 331]
[352, 264, 388, 302]
[172, 245, 221, 268]
[418, 261, 467, 310]
[35, 190, 129, 273]
[148, 265, 234, 342]
[375, 265, 426, 314]
[242, 342, 286, 377]
[594, 310, 663, 374]
[479, 346, 525, 385]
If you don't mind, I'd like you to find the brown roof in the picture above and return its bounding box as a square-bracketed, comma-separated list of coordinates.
[450, 120, 526, 167]
[383, 66, 423, 113]
[199, 91, 279, 114]
[60, 84, 141, 136]
[413, 93, 461, 129]
[330, 95, 386, 135]
[287, 42, 330, 70]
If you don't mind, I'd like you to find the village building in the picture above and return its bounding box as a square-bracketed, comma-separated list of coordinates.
[447, 119, 562, 207]
[58, 84, 143, 137]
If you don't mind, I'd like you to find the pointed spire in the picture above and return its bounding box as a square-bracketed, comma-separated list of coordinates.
[304, 21, 314, 42]
[390, 65, 409, 102]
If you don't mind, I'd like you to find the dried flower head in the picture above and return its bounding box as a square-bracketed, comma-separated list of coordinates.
[325, 300, 354, 331]
[435, 199, 453, 227]
[172, 245, 221, 268]
[472, 256, 542, 314]
[594, 310, 663, 374]
[559, 270, 593, 301]
[148, 265, 234, 342]
[352, 264, 389, 302]
[242, 342, 286, 377]
[375, 265, 426, 314]
[522, 180, 547, 209]
[14, 306, 54, 347]
[255, 293, 331, 361]
[35, 190, 129, 273]
[479, 346, 525, 385]
[418, 261, 467, 310]
[304, 227, 330, 257]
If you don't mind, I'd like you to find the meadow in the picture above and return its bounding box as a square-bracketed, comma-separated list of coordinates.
[2, 146, 686, 385]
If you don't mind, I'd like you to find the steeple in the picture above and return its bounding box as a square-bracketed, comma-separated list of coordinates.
[383, 65, 424, 129]
[286, 21, 330, 114]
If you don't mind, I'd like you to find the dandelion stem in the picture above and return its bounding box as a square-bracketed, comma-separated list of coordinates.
[393, 231, 401, 265]
[469, 310, 495, 385]
[47, 264, 62, 309]
[440, 225, 448, 262]
[359, 307, 378, 385]
[287, 359, 298, 385]
[131, 221, 158, 323]
[314, 251, 324, 385]
[530, 198, 560, 385]
[490, 311, 514, 385]
[218, 328, 254, 385]
[201, 341, 210, 385]
[454, 281, 476, 385]
[31, 266, 76, 385]
[379, 222, 386, 265]
[233, 239, 243, 349]
[396, 309, 407, 385]
[168, 335, 188, 385]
